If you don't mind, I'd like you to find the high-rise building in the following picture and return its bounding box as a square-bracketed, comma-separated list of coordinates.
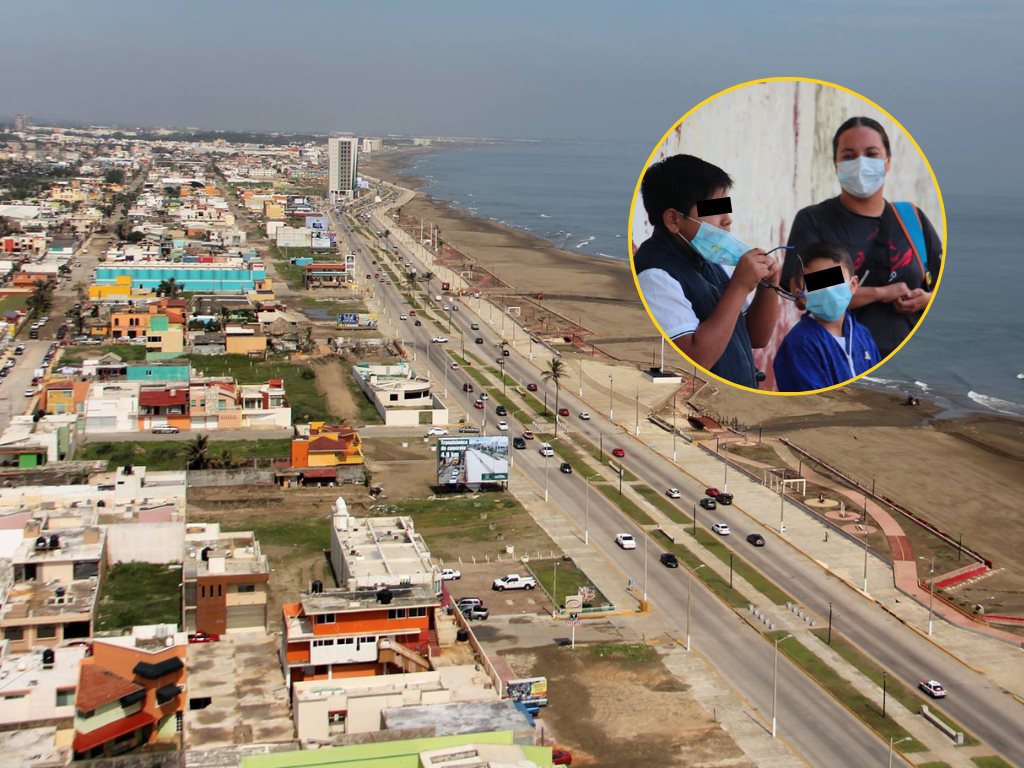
[13, 113, 29, 132]
[328, 137, 359, 205]
[361, 138, 383, 153]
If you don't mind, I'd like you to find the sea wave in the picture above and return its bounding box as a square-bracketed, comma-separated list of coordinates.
[967, 391, 1024, 417]
[914, 381, 930, 391]
[862, 375, 904, 388]
[539, 213, 550, 218]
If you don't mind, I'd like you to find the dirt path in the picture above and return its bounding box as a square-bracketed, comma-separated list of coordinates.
[310, 358, 358, 421]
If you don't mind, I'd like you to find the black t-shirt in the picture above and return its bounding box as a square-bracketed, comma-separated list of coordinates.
[782, 197, 943, 357]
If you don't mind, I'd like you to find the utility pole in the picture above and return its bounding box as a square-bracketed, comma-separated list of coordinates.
[686, 564, 705, 651]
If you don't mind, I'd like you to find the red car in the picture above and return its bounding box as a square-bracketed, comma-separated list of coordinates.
[612, 447, 625, 458]
[552, 748, 573, 765]
[705, 487, 720, 497]
[526, 383, 538, 392]
[188, 632, 220, 644]
[558, 407, 570, 417]
[473, 399, 485, 409]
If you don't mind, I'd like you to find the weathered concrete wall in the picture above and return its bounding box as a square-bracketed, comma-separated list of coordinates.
[106, 522, 184, 565]
[187, 468, 277, 488]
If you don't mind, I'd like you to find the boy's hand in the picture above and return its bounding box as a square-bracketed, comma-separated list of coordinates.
[878, 281, 910, 303]
[732, 249, 777, 291]
[894, 288, 929, 313]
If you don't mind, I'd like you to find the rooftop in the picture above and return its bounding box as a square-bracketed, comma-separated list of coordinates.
[76, 664, 143, 712]
[381, 700, 534, 738]
[298, 583, 439, 617]
[184, 531, 269, 578]
[332, 504, 433, 588]
[12, 526, 104, 565]
[1, 577, 97, 622]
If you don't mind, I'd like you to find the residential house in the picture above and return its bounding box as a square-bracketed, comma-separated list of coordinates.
[73, 626, 187, 759]
[0, 413, 79, 467]
[42, 378, 90, 416]
[182, 524, 270, 635]
[83, 382, 139, 433]
[137, 384, 189, 431]
[224, 323, 267, 356]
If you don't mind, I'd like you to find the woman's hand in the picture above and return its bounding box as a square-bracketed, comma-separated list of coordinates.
[893, 288, 929, 314]
[878, 281, 910, 303]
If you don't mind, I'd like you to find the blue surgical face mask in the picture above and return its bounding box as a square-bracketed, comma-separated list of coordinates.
[836, 156, 886, 198]
[678, 214, 752, 266]
[803, 281, 853, 322]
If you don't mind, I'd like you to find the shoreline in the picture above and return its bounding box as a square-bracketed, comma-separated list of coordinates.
[366, 148, 1023, 429]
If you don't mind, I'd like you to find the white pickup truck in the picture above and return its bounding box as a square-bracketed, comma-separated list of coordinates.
[492, 574, 537, 591]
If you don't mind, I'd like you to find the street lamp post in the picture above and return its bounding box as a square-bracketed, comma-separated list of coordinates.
[672, 392, 678, 462]
[927, 555, 936, 635]
[584, 474, 598, 546]
[778, 482, 785, 534]
[722, 442, 729, 492]
[863, 526, 870, 593]
[882, 671, 888, 718]
[553, 561, 559, 612]
[889, 736, 911, 768]
[634, 388, 640, 436]
[685, 564, 705, 651]
[643, 532, 648, 602]
[608, 374, 614, 420]
[827, 602, 833, 645]
[544, 455, 549, 503]
[578, 354, 583, 398]
[771, 634, 794, 738]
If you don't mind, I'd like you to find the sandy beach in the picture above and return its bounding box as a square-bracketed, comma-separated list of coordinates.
[363, 148, 1024, 583]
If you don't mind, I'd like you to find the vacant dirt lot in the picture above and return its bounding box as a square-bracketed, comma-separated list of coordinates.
[502, 642, 752, 768]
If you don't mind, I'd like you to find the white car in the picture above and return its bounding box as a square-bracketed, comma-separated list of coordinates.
[450, 362, 460, 370]
[439, 568, 461, 581]
[425, 427, 449, 436]
[539, 444, 554, 457]
[579, 411, 591, 420]
[497, 421, 509, 431]
[479, 393, 489, 400]
[431, 337, 449, 344]
[23, 388, 35, 397]
[919, 680, 947, 698]
[152, 425, 180, 434]
[712, 522, 731, 536]
[400, 313, 408, 320]
[666, 488, 681, 499]
[615, 533, 637, 550]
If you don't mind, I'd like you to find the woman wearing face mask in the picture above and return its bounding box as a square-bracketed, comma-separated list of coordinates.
[780, 117, 943, 359]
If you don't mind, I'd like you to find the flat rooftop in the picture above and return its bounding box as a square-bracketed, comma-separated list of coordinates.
[1, 578, 97, 622]
[300, 584, 438, 616]
[184, 533, 269, 579]
[334, 514, 433, 584]
[381, 700, 532, 738]
[11, 527, 103, 564]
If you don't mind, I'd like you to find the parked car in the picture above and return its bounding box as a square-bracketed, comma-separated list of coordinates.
[439, 568, 462, 581]
[746, 533, 766, 547]
[492, 574, 536, 591]
[152, 426, 180, 434]
[558, 407, 570, 417]
[456, 597, 483, 611]
[579, 411, 591, 420]
[615, 533, 637, 550]
[712, 522, 731, 536]
[612, 447, 625, 458]
[715, 492, 734, 505]
[458, 426, 481, 434]
[666, 488, 681, 499]
[513, 437, 527, 449]
[660, 553, 680, 568]
[188, 632, 220, 644]
[919, 680, 947, 698]
[425, 427, 449, 436]
[559, 462, 573, 474]
[464, 605, 489, 621]
[526, 383, 538, 391]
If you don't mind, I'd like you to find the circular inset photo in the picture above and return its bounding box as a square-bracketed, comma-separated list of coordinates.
[628, 77, 946, 395]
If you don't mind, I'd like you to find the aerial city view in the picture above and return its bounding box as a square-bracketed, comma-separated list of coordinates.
[0, 3, 1021, 768]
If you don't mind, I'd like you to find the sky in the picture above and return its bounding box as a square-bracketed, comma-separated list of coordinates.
[1, 0, 1022, 194]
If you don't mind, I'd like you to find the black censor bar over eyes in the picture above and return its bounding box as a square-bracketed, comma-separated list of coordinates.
[803, 265, 845, 293]
[695, 197, 732, 217]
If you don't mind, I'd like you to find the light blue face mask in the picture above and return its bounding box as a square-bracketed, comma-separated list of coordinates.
[678, 214, 753, 266]
[803, 281, 853, 322]
[836, 156, 886, 198]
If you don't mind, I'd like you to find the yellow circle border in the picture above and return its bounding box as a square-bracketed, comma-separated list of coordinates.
[627, 76, 948, 397]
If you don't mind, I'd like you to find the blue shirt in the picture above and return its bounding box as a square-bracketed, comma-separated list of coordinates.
[774, 313, 880, 392]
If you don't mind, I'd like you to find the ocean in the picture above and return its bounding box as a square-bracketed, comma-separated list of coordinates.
[396, 143, 1022, 418]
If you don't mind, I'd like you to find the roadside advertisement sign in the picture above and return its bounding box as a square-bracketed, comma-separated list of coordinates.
[436, 436, 509, 486]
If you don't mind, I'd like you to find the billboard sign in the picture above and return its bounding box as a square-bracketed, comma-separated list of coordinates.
[305, 215, 329, 231]
[506, 676, 548, 708]
[436, 436, 509, 486]
[338, 313, 377, 328]
[311, 234, 333, 250]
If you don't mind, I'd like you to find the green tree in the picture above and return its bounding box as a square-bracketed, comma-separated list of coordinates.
[542, 356, 567, 437]
[212, 447, 236, 470]
[26, 280, 55, 318]
[156, 278, 182, 299]
[184, 434, 210, 470]
[298, 326, 315, 354]
[103, 168, 125, 185]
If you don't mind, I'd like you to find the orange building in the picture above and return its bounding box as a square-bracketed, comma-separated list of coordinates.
[280, 585, 440, 691]
[290, 423, 364, 468]
[73, 632, 186, 760]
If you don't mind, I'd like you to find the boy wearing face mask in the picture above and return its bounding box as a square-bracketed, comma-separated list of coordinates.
[773, 242, 880, 392]
[633, 154, 781, 389]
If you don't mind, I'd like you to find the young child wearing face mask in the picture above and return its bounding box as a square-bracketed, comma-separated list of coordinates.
[773, 242, 881, 392]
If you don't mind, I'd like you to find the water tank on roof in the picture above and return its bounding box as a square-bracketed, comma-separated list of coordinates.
[34, 536, 48, 551]
[311, 580, 323, 594]
[376, 588, 393, 605]
[55, 586, 66, 598]
[123, 465, 133, 475]
[41, 649, 55, 668]
[200, 547, 212, 562]
[49, 534, 59, 550]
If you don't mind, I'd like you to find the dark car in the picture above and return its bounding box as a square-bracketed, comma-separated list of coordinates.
[559, 462, 572, 474]
[558, 407, 570, 417]
[502, 349, 510, 356]
[715, 492, 734, 505]
[659, 552, 679, 568]
[526, 383, 538, 391]
[496, 405, 507, 416]
[414, 320, 422, 326]
[699, 497, 717, 510]
[513, 437, 527, 449]
[463, 382, 474, 393]
[746, 533, 766, 547]
[475, 337, 484, 344]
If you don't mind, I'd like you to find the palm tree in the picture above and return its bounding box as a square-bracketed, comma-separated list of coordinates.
[542, 356, 567, 437]
[185, 434, 210, 470]
[213, 447, 236, 470]
[26, 280, 55, 318]
[298, 326, 315, 354]
[156, 278, 182, 298]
